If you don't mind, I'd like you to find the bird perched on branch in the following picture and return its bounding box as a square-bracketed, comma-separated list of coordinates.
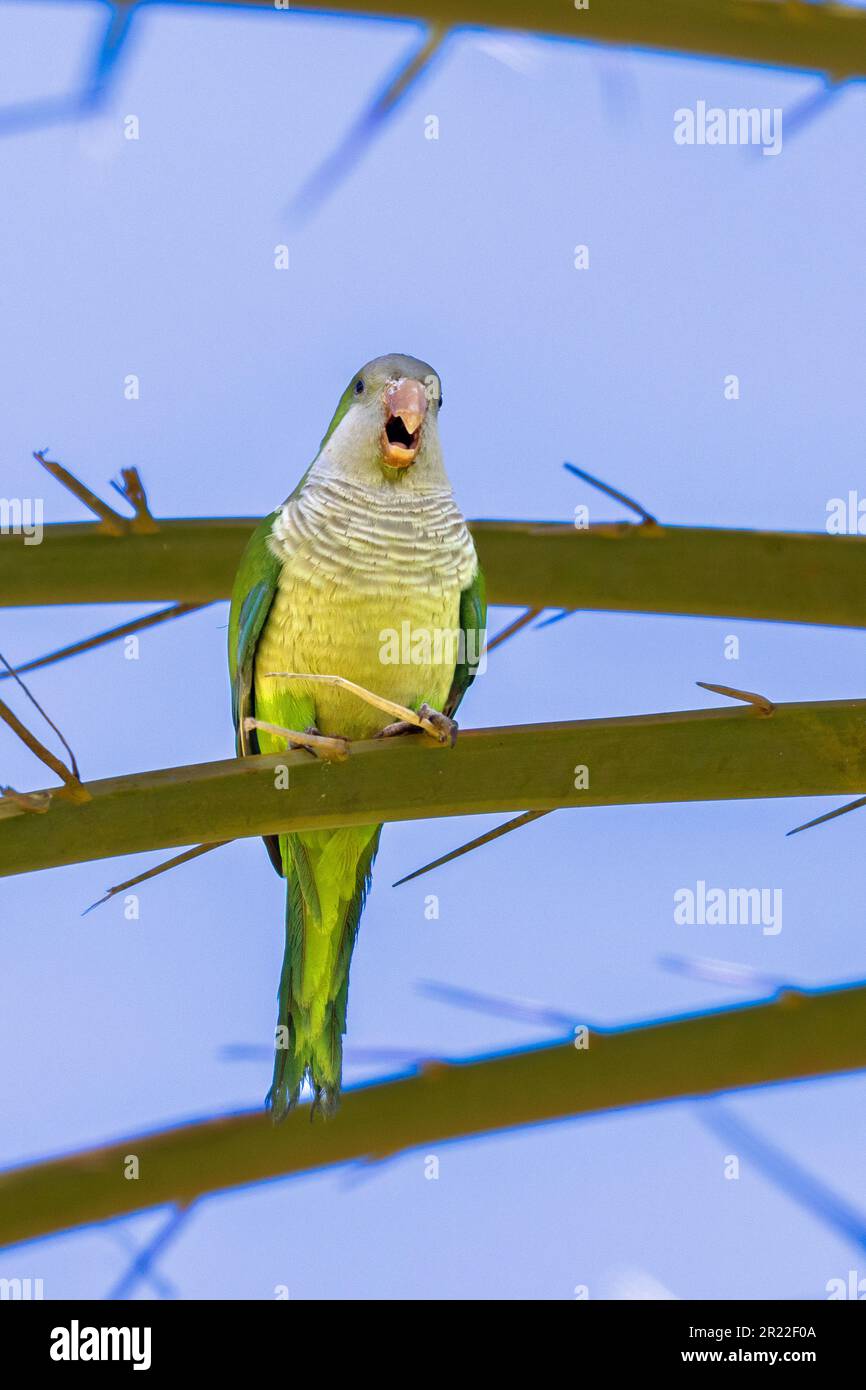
[228, 354, 486, 1119]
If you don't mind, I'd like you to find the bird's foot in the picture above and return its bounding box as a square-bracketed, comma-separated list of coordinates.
[264, 674, 458, 747]
[419, 703, 459, 746]
[243, 716, 349, 762]
[375, 703, 457, 747]
[301, 724, 354, 761]
[375, 720, 418, 739]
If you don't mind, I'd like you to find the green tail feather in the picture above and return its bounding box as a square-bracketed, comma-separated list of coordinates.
[267, 823, 381, 1121]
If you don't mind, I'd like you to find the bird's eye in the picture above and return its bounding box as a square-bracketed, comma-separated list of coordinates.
[437, 394, 443, 409]
[354, 379, 364, 395]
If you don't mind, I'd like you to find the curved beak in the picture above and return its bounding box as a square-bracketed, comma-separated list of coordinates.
[382, 378, 428, 467]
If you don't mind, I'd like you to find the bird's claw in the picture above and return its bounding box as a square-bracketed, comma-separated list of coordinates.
[243, 716, 349, 762]
[375, 720, 419, 740]
[374, 704, 457, 747]
[419, 704, 458, 746]
[298, 725, 350, 762]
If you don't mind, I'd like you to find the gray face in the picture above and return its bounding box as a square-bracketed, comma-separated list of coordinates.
[316, 354, 447, 491]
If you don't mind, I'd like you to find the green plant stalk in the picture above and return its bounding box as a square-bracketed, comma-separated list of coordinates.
[3, 519, 866, 627]
[182, 0, 866, 79]
[1, 982, 863, 1250]
[1, 699, 865, 877]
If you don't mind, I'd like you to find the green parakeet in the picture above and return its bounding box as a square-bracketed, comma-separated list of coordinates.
[228, 354, 486, 1119]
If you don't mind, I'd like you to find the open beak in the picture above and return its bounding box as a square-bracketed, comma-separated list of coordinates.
[382, 378, 427, 468]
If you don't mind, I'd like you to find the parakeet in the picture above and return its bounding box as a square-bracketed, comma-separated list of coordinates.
[228, 354, 486, 1119]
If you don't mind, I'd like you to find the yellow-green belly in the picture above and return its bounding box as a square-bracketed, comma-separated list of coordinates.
[254, 574, 460, 742]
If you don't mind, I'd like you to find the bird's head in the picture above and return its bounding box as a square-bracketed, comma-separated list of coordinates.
[313, 353, 446, 490]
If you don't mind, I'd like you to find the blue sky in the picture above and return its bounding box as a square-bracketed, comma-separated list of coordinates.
[1, 0, 866, 1299]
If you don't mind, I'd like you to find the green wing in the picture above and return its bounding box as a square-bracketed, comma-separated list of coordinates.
[229, 461, 318, 757]
[445, 563, 487, 719]
[228, 511, 281, 751]
[228, 511, 283, 873]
